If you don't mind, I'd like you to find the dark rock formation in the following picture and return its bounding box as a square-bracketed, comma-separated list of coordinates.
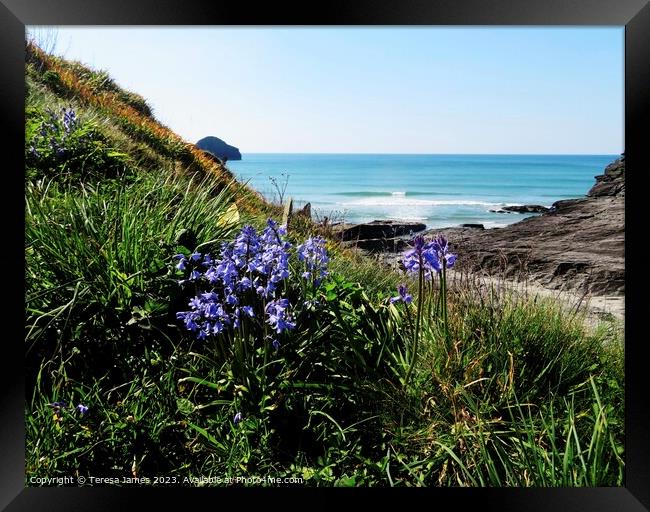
[336, 220, 426, 253]
[490, 205, 549, 214]
[588, 156, 625, 197]
[499, 204, 550, 214]
[342, 237, 410, 253]
[296, 202, 312, 218]
[340, 220, 426, 242]
[195, 136, 242, 161]
[460, 223, 485, 229]
[420, 158, 625, 296]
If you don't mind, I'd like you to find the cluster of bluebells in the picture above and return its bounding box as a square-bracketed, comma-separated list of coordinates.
[175, 219, 329, 345]
[28, 107, 80, 159]
[297, 236, 329, 286]
[402, 234, 457, 279]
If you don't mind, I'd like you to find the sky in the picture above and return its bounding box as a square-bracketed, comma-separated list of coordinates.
[28, 27, 624, 155]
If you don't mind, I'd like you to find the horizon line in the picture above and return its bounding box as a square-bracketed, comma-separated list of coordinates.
[229, 151, 622, 156]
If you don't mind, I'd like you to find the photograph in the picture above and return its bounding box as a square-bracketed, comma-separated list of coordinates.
[22, 24, 630, 489]
[4, 0, 647, 505]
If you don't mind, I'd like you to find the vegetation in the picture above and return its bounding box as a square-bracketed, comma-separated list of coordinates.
[25, 41, 624, 487]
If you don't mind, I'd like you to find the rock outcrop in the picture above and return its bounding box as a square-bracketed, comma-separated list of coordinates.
[195, 136, 242, 161]
[338, 220, 426, 253]
[425, 157, 625, 296]
[587, 157, 625, 197]
[341, 220, 426, 241]
[502, 204, 550, 214]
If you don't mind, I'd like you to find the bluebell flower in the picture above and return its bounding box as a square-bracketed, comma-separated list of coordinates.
[272, 339, 281, 351]
[390, 284, 413, 304]
[297, 236, 329, 286]
[233, 412, 243, 425]
[402, 235, 443, 277]
[212, 320, 225, 334]
[76, 404, 89, 414]
[201, 291, 219, 301]
[174, 220, 302, 342]
[265, 298, 296, 334]
[173, 254, 187, 271]
[62, 108, 77, 133]
[430, 234, 457, 270]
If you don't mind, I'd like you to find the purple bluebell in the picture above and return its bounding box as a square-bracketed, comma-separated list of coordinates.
[265, 298, 296, 334]
[430, 234, 457, 270]
[76, 404, 89, 414]
[297, 236, 329, 286]
[233, 412, 243, 425]
[174, 219, 309, 342]
[402, 235, 442, 277]
[173, 254, 187, 271]
[390, 284, 413, 304]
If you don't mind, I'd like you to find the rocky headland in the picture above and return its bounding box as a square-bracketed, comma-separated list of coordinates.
[196, 136, 242, 161]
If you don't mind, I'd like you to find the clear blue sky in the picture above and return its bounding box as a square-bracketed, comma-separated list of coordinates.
[28, 27, 623, 154]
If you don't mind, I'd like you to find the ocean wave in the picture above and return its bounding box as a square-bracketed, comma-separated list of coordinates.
[339, 197, 510, 207]
[385, 214, 429, 221]
[332, 190, 435, 198]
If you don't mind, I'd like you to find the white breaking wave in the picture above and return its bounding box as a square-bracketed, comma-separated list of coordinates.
[391, 191, 406, 196]
[385, 215, 428, 221]
[339, 197, 509, 207]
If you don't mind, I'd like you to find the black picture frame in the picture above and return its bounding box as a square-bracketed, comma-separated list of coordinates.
[3, 0, 648, 509]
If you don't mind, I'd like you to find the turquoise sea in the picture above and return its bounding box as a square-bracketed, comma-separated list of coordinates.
[226, 154, 617, 229]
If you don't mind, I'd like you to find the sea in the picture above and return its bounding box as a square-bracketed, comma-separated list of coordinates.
[226, 154, 617, 229]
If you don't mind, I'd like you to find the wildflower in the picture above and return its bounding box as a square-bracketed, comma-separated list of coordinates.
[403, 235, 435, 274]
[61, 108, 77, 133]
[174, 220, 302, 342]
[272, 339, 281, 351]
[233, 412, 243, 425]
[77, 404, 89, 415]
[297, 236, 329, 286]
[173, 254, 187, 271]
[265, 298, 296, 334]
[390, 284, 413, 304]
[430, 234, 457, 270]
[233, 225, 261, 268]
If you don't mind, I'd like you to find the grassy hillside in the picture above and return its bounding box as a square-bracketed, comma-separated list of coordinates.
[25, 41, 624, 487]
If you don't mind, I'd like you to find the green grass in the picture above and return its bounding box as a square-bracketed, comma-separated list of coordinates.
[24, 40, 625, 487]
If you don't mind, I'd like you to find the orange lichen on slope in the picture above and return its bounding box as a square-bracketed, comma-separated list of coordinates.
[26, 41, 275, 217]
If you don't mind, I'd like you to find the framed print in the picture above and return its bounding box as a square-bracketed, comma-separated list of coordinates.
[3, 0, 649, 509]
